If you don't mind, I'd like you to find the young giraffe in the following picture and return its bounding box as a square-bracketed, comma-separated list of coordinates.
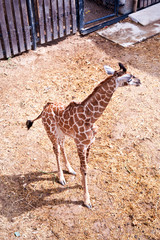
[26, 63, 141, 208]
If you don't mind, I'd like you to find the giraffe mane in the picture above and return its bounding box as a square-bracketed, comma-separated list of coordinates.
[81, 76, 113, 105]
[65, 101, 79, 110]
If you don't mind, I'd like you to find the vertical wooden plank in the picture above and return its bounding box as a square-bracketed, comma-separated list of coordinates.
[57, 0, 64, 37]
[13, 0, 25, 52]
[51, 0, 58, 39]
[70, 0, 77, 33]
[44, 0, 52, 42]
[20, 0, 31, 50]
[64, 0, 70, 35]
[4, 0, 18, 55]
[38, 0, 45, 44]
[0, 39, 4, 59]
[0, 0, 11, 58]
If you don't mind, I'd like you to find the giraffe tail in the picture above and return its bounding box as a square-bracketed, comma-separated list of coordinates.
[26, 120, 33, 130]
[26, 102, 53, 130]
[26, 112, 42, 130]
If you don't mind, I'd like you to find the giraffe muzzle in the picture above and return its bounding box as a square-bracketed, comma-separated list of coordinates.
[135, 78, 141, 86]
[128, 76, 141, 86]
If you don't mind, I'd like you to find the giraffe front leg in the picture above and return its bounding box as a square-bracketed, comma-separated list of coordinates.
[86, 145, 91, 163]
[77, 146, 91, 209]
[53, 143, 66, 186]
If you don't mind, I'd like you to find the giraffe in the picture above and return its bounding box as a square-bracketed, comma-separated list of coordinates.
[26, 63, 141, 208]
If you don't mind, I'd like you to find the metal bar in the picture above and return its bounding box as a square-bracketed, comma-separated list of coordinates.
[115, 0, 119, 16]
[80, 13, 128, 36]
[79, 0, 84, 31]
[27, 0, 37, 50]
[85, 13, 116, 26]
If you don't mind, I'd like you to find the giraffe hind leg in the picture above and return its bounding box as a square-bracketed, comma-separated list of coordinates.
[42, 113, 66, 185]
[60, 143, 76, 175]
[52, 140, 66, 186]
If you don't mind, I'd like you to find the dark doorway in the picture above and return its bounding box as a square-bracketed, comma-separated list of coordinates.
[79, 0, 127, 35]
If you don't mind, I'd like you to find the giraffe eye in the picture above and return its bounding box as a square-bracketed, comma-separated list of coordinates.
[128, 78, 132, 82]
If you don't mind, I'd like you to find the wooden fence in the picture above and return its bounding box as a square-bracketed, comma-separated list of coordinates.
[1, 0, 160, 59]
[0, 0, 77, 59]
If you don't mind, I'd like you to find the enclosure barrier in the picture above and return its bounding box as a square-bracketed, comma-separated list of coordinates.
[0, 0, 160, 59]
[79, 0, 160, 35]
[0, 0, 77, 59]
[138, 0, 160, 9]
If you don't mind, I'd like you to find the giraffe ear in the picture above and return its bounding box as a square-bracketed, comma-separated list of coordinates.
[104, 65, 115, 75]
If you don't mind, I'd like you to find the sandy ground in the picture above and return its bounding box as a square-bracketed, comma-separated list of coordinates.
[0, 30, 160, 240]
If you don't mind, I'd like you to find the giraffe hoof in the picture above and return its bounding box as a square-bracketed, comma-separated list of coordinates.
[67, 166, 76, 175]
[59, 179, 66, 186]
[69, 169, 76, 175]
[84, 202, 92, 209]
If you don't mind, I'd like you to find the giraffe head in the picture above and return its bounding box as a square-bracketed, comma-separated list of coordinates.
[104, 63, 141, 87]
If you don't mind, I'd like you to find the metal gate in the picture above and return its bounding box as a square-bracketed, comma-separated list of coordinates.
[0, 0, 77, 59]
[79, 0, 127, 35]
[78, 0, 160, 35]
[138, 0, 160, 9]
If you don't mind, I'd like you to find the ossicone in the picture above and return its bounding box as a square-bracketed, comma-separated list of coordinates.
[119, 62, 127, 73]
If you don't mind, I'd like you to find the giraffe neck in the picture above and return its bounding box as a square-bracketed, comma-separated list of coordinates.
[82, 76, 116, 123]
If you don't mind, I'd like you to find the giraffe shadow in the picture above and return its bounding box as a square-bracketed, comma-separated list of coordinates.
[0, 171, 82, 222]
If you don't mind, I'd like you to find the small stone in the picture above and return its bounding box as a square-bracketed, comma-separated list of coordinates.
[23, 183, 27, 189]
[14, 232, 20, 237]
[25, 86, 31, 90]
[44, 86, 51, 93]
[132, 220, 138, 226]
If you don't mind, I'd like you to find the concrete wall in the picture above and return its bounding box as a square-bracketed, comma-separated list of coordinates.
[104, 0, 134, 15]
[119, 0, 134, 14]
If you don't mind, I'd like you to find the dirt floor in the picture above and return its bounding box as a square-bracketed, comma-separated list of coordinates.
[0, 29, 160, 240]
